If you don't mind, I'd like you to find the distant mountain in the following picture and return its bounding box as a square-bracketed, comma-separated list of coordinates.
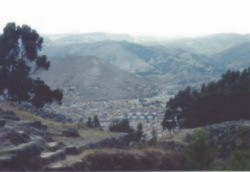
[44, 33, 250, 56]
[210, 42, 250, 71]
[42, 40, 219, 78]
[42, 41, 157, 74]
[43, 32, 175, 45]
[34, 56, 160, 102]
[40, 32, 250, 100]
[44, 33, 136, 45]
[164, 33, 250, 56]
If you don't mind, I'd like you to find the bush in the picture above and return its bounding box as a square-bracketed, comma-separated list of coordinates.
[135, 123, 143, 142]
[83, 149, 185, 171]
[184, 129, 214, 170]
[86, 115, 101, 129]
[109, 119, 135, 140]
[225, 149, 250, 170]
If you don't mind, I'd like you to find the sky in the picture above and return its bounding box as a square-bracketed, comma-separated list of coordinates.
[1, 0, 250, 37]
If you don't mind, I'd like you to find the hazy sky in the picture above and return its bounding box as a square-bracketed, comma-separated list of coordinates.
[1, 0, 250, 37]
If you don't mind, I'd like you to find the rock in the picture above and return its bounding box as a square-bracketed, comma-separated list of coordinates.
[6, 139, 44, 157]
[0, 110, 20, 121]
[41, 149, 66, 165]
[0, 119, 6, 127]
[62, 128, 80, 137]
[0, 154, 13, 171]
[2, 115, 20, 121]
[45, 158, 85, 171]
[47, 142, 64, 151]
[1, 139, 45, 170]
[66, 146, 79, 155]
[5, 129, 31, 145]
[18, 120, 47, 130]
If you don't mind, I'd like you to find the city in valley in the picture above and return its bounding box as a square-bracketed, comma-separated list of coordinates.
[45, 97, 169, 139]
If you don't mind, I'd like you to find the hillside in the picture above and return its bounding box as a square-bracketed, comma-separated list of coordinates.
[42, 40, 220, 79]
[164, 33, 250, 56]
[210, 42, 250, 71]
[0, 101, 129, 171]
[40, 33, 250, 104]
[1, 102, 249, 171]
[42, 41, 158, 74]
[34, 55, 160, 102]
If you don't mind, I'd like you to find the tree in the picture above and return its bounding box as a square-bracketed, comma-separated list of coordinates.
[92, 115, 101, 128]
[87, 117, 92, 128]
[0, 22, 62, 107]
[149, 127, 157, 145]
[162, 67, 250, 129]
[185, 129, 213, 170]
[135, 123, 143, 142]
[109, 119, 135, 140]
[86, 116, 101, 128]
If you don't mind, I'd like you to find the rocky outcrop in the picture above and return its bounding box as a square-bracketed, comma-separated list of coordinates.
[62, 128, 80, 137]
[0, 103, 131, 171]
[206, 120, 250, 158]
[0, 139, 45, 171]
[0, 108, 20, 121]
[19, 103, 73, 123]
[44, 133, 130, 171]
[17, 120, 48, 130]
[0, 128, 31, 147]
[0, 119, 5, 127]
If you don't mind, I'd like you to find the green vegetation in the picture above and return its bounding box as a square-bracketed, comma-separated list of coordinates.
[83, 148, 184, 171]
[150, 127, 157, 145]
[162, 67, 250, 128]
[109, 119, 135, 140]
[86, 115, 101, 129]
[135, 123, 143, 142]
[0, 22, 62, 107]
[225, 148, 250, 170]
[184, 129, 214, 170]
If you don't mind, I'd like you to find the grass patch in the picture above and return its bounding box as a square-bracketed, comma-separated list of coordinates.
[82, 148, 185, 171]
[0, 102, 83, 130]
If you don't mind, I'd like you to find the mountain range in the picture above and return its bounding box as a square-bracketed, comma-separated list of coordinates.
[35, 56, 160, 103]
[38, 32, 250, 102]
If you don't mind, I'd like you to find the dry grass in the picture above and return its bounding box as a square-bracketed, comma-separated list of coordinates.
[0, 101, 75, 130]
[0, 101, 115, 139]
[52, 129, 118, 144]
[159, 128, 198, 145]
[82, 147, 185, 171]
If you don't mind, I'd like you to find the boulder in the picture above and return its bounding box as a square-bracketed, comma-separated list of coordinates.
[0, 119, 6, 127]
[0, 110, 20, 121]
[62, 128, 80, 137]
[41, 149, 66, 165]
[1, 139, 45, 170]
[47, 141, 64, 151]
[66, 146, 79, 155]
[18, 120, 47, 130]
[0, 127, 31, 147]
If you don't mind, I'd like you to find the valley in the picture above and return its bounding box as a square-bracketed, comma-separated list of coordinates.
[34, 32, 250, 138]
[1, 0, 250, 170]
[1, 27, 250, 171]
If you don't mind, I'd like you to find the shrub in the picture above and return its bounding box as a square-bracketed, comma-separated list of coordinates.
[109, 119, 135, 140]
[184, 129, 214, 170]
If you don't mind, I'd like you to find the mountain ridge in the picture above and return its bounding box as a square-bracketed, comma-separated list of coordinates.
[35, 55, 160, 102]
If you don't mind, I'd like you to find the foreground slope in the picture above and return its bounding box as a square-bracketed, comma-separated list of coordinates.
[0, 101, 129, 171]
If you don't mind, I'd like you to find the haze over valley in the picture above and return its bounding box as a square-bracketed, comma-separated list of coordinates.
[1, 0, 250, 170]
[39, 32, 250, 104]
[32, 32, 250, 131]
